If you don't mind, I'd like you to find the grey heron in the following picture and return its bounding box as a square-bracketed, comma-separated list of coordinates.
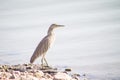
[30, 24, 64, 67]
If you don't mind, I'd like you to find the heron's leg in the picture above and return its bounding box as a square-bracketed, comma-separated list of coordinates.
[44, 57, 48, 66]
[42, 53, 48, 67]
[41, 57, 44, 68]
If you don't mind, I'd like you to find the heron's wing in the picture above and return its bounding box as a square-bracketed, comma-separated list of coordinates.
[30, 35, 50, 63]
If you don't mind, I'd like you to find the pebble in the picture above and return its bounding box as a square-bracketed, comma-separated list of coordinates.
[65, 68, 72, 72]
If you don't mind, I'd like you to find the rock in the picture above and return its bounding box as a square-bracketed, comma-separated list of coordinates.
[72, 73, 80, 77]
[32, 64, 41, 70]
[0, 69, 5, 72]
[23, 64, 28, 66]
[13, 71, 21, 75]
[54, 72, 72, 80]
[0, 72, 11, 79]
[43, 69, 58, 74]
[5, 72, 12, 79]
[9, 74, 16, 79]
[0, 64, 81, 80]
[26, 66, 32, 69]
[27, 75, 39, 80]
[0, 65, 2, 69]
[83, 74, 86, 76]
[10, 71, 21, 79]
[44, 73, 53, 79]
[33, 70, 44, 78]
[71, 73, 80, 80]
[40, 78, 46, 80]
[65, 68, 72, 72]
[2, 65, 9, 72]
[41, 66, 53, 70]
[73, 76, 80, 80]
[20, 76, 26, 80]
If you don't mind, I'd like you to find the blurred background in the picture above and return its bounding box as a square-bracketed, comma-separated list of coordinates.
[0, 0, 120, 79]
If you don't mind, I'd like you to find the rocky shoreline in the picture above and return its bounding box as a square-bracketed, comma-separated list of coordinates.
[0, 64, 81, 80]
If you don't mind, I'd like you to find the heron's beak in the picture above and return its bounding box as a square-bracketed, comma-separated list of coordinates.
[56, 25, 65, 27]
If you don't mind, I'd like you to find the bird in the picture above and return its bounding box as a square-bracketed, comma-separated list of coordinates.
[30, 24, 64, 67]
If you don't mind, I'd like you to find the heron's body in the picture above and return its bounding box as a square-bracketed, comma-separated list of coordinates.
[30, 24, 64, 67]
[30, 33, 54, 64]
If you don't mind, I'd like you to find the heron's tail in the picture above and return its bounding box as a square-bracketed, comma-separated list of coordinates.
[30, 52, 38, 63]
[30, 56, 35, 63]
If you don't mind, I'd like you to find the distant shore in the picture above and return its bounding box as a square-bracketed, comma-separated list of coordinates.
[0, 64, 81, 80]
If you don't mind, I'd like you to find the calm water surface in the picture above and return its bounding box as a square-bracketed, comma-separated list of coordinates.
[0, 0, 120, 80]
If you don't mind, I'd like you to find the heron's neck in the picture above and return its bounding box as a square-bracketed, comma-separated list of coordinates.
[47, 28, 54, 35]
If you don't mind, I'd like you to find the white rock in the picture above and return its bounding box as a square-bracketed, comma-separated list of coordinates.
[27, 75, 39, 80]
[44, 73, 53, 79]
[54, 72, 72, 80]
[13, 71, 21, 75]
[40, 78, 46, 80]
[33, 70, 44, 78]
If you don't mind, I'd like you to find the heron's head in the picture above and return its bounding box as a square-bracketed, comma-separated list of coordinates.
[48, 24, 64, 34]
[50, 24, 64, 29]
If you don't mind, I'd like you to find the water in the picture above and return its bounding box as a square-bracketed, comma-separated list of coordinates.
[0, 0, 120, 79]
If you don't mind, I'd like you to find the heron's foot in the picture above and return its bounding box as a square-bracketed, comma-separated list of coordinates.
[41, 63, 48, 67]
[41, 64, 52, 70]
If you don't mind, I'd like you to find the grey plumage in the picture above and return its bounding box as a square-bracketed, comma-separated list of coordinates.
[30, 24, 64, 66]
